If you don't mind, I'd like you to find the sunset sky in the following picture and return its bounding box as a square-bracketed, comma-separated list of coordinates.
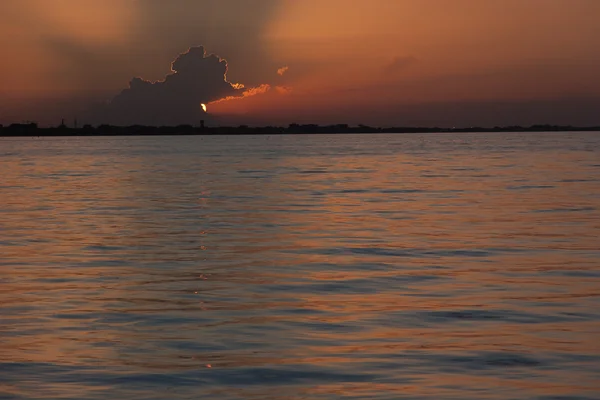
[1, 0, 599, 127]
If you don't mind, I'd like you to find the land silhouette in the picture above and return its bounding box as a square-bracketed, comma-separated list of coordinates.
[1, 122, 598, 137]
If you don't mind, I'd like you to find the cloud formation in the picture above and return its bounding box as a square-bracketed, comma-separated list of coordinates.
[98, 46, 243, 126]
[277, 66, 289, 76]
[209, 84, 272, 105]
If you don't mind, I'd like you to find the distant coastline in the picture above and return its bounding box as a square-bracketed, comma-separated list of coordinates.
[1, 123, 599, 137]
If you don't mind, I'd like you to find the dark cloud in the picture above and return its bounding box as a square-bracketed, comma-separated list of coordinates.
[32, 0, 283, 125]
[96, 46, 243, 126]
[134, 0, 282, 85]
[3, 0, 282, 95]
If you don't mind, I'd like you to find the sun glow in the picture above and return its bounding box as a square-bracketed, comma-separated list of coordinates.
[201, 103, 208, 113]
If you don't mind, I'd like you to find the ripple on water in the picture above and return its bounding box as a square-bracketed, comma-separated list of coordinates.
[1, 133, 599, 399]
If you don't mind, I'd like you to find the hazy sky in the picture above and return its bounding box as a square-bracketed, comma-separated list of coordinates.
[1, 0, 599, 126]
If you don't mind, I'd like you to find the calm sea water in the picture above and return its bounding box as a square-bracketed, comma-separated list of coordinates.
[1, 132, 599, 400]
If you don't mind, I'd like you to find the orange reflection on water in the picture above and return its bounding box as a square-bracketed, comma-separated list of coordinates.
[1, 134, 599, 399]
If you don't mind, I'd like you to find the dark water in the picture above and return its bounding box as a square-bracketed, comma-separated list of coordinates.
[1, 133, 599, 399]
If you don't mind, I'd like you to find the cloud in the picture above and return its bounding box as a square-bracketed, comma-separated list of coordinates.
[134, 0, 281, 86]
[241, 84, 271, 97]
[384, 56, 417, 74]
[97, 46, 244, 126]
[275, 86, 292, 94]
[277, 66, 289, 76]
[210, 84, 272, 104]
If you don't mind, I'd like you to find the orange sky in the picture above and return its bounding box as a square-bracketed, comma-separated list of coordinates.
[1, 0, 599, 126]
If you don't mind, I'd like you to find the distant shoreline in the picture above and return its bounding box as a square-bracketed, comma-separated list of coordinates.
[1, 124, 599, 137]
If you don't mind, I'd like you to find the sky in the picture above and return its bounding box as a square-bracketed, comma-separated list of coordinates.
[1, 0, 599, 127]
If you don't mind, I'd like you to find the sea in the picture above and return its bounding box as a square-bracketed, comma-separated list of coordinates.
[1, 132, 599, 400]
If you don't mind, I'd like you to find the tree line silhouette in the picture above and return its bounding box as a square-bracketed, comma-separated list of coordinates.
[1, 122, 598, 137]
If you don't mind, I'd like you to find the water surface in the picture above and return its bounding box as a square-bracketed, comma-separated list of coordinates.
[1, 132, 599, 399]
